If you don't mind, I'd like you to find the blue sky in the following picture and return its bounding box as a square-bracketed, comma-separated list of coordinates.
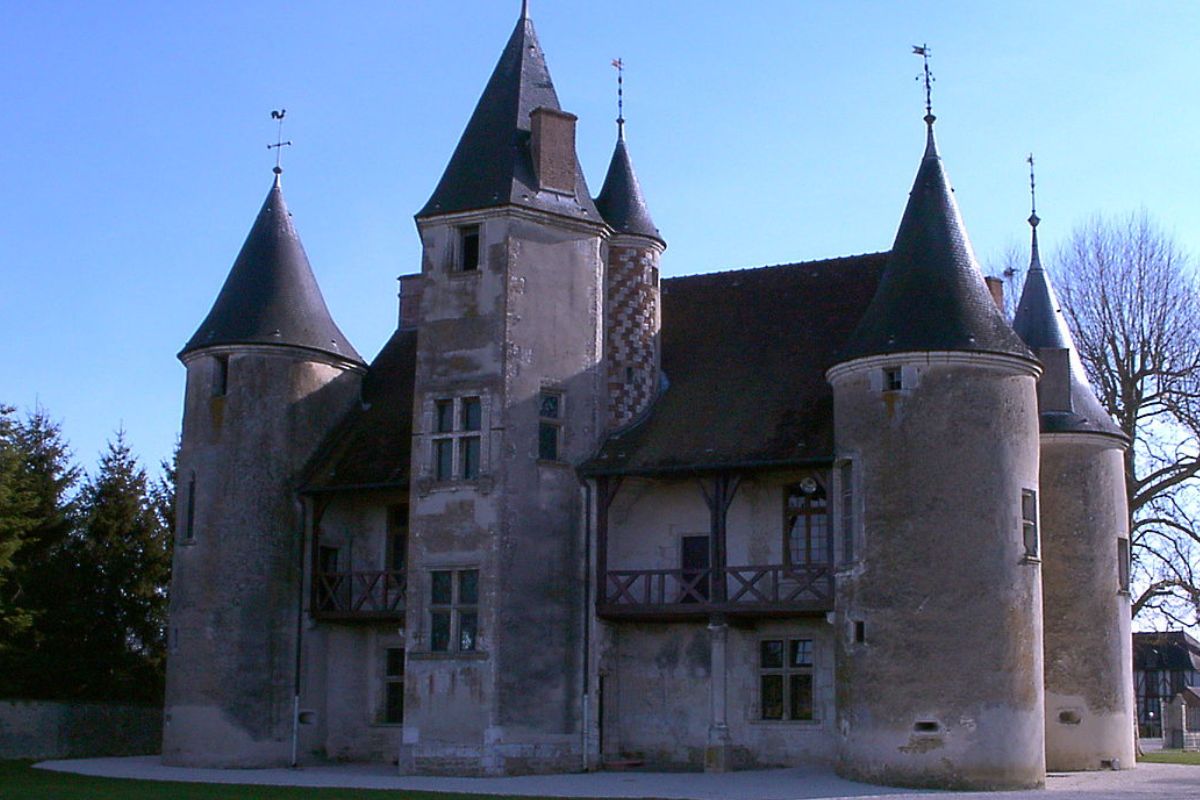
[2, 0, 1198, 476]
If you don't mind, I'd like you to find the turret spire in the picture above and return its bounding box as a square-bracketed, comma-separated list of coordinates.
[418, 10, 599, 221]
[839, 54, 1030, 363]
[1011, 160, 1124, 438]
[595, 57, 661, 242]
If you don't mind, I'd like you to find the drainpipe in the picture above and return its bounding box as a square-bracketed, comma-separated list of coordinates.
[581, 480, 592, 771]
[291, 499, 308, 768]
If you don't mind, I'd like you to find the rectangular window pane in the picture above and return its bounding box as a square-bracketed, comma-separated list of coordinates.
[790, 639, 813, 667]
[539, 423, 559, 461]
[431, 571, 453, 605]
[434, 438, 453, 480]
[459, 611, 478, 652]
[435, 399, 455, 433]
[430, 611, 450, 652]
[789, 673, 814, 720]
[385, 681, 404, 723]
[461, 436, 481, 479]
[461, 397, 482, 431]
[459, 569, 479, 605]
[539, 392, 560, 419]
[761, 639, 784, 669]
[386, 647, 405, 677]
[761, 675, 783, 720]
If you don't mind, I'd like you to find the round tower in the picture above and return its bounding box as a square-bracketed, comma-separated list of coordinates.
[595, 114, 665, 430]
[826, 112, 1045, 789]
[1012, 190, 1134, 771]
[162, 169, 365, 766]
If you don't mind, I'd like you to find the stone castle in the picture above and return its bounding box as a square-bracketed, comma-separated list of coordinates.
[162, 6, 1135, 790]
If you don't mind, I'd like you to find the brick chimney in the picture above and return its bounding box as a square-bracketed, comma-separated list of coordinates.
[985, 276, 1005, 312]
[530, 107, 578, 194]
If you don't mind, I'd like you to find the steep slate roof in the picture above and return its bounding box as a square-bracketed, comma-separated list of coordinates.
[595, 133, 662, 242]
[1012, 222, 1125, 439]
[583, 254, 888, 476]
[1134, 631, 1200, 672]
[841, 120, 1032, 363]
[416, 10, 600, 223]
[182, 174, 363, 364]
[303, 328, 417, 492]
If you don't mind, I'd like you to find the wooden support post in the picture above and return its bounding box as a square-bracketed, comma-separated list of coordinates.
[699, 474, 741, 605]
[594, 477, 622, 609]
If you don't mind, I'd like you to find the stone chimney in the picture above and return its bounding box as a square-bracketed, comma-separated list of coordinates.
[530, 107, 578, 194]
[398, 273, 424, 330]
[985, 276, 1004, 312]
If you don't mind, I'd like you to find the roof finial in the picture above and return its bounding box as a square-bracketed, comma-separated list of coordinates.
[1027, 153, 1039, 228]
[612, 57, 625, 140]
[520, 0, 529, 20]
[912, 44, 935, 125]
[268, 109, 292, 180]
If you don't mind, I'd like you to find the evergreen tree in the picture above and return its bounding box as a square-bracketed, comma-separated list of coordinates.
[59, 431, 173, 701]
[0, 407, 79, 697]
[0, 405, 37, 643]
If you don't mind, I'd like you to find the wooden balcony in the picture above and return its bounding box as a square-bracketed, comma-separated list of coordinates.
[312, 570, 406, 621]
[598, 564, 833, 620]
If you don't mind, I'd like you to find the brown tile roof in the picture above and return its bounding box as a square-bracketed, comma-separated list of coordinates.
[302, 328, 417, 493]
[583, 253, 887, 476]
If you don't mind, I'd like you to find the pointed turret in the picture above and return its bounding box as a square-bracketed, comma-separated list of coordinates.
[182, 172, 362, 364]
[841, 116, 1032, 362]
[1012, 210, 1123, 439]
[596, 135, 662, 243]
[417, 7, 599, 222]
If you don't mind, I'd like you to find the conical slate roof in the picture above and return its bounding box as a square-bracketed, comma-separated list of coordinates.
[595, 134, 662, 242]
[417, 10, 600, 223]
[1012, 223, 1124, 439]
[841, 119, 1033, 363]
[181, 173, 363, 364]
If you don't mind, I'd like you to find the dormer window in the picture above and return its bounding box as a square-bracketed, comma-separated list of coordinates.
[458, 225, 480, 272]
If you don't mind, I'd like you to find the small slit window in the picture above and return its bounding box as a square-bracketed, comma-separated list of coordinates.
[883, 367, 902, 392]
[183, 471, 196, 542]
[1021, 489, 1039, 559]
[212, 355, 229, 396]
[538, 390, 563, 461]
[1118, 537, 1130, 592]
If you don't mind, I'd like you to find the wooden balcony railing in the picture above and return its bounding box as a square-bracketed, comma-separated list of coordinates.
[313, 570, 406, 620]
[599, 564, 833, 619]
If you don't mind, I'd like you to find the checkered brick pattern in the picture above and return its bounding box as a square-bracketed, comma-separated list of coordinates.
[605, 244, 660, 429]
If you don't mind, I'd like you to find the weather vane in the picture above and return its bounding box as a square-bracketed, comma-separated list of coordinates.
[268, 109, 292, 174]
[612, 57, 625, 138]
[912, 44, 935, 120]
[1027, 153, 1039, 228]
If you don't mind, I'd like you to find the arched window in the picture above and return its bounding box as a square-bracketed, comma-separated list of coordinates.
[785, 478, 829, 567]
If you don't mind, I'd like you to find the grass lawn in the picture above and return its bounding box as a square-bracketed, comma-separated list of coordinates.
[0, 761, 571, 800]
[1140, 750, 1200, 766]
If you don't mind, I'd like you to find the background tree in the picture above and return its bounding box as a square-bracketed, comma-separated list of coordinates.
[0, 405, 37, 642]
[1055, 212, 1200, 627]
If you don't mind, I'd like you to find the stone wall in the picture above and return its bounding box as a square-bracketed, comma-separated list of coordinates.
[0, 700, 161, 759]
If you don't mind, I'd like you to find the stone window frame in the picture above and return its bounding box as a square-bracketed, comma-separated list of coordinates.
[455, 224, 481, 273]
[211, 354, 229, 397]
[757, 636, 817, 722]
[537, 388, 565, 463]
[428, 394, 486, 484]
[1021, 489, 1040, 562]
[380, 646, 405, 725]
[428, 567, 479, 654]
[783, 476, 831, 569]
[1118, 536, 1131, 594]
